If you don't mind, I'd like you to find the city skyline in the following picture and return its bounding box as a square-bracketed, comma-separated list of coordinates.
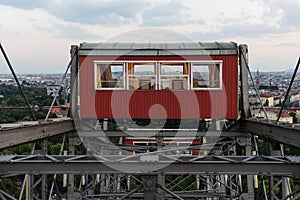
[0, 0, 300, 74]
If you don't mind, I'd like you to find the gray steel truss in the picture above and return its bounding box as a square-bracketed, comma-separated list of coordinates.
[1, 118, 299, 151]
[0, 120, 75, 150]
[230, 119, 300, 148]
[1, 155, 300, 176]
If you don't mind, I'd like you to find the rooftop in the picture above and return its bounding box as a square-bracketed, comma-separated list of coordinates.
[79, 42, 239, 56]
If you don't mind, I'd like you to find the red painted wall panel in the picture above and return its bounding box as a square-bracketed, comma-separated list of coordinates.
[79, 55, 238, 119]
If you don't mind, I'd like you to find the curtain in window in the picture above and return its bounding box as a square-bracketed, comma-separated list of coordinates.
[128, 63, 134, 75]
[97, 65, 101, 88]
[183, 63, 188, 75]
[208, 64, 219, 87]
[99, 64, 112, 87]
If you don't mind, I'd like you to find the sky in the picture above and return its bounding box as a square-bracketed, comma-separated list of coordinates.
[0, 0, 300, 74]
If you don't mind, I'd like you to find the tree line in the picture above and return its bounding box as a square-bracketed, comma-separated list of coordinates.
[0, 84, 62, 123]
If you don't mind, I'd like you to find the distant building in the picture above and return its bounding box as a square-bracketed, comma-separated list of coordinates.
[260, 93, 274, 106]
[290, 92, 300, 103]
[296, 110, 300, 122]
[274, 96, 282, 106]
[0, 78, 15, 86]
[279, 111, 293, 123]
[255, 69, 279, 91]
[46, 85, 59, 96]
[43, 104, 69, 117]
[37, 84, 45, 89]
[259, 85, 279, 91]
[249, 95, 259, 105]
[0, 78, 13, 83]
[254, 109, 293, 124]
[256, 69, 260, 89]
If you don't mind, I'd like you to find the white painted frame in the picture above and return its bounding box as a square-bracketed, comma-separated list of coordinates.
[190, 60, 223, 90]
[94, 61, 126, 90]
[126, 62, 157, 90]
[158, 61, 190, 90]
[93, 60, 223, 91]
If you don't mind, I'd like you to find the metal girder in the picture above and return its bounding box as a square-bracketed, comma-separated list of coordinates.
[231, 119, 300, 148]
[84, 191, 229, 199]
[239, 44, 251, 119]
[70, 45, 78, 119]
[0, 120, 75, 150]
[78, 130, 248, 137]
[0, 155, 299, 176]
[0, 119, 248, 150]
[2, 118, 299, 150]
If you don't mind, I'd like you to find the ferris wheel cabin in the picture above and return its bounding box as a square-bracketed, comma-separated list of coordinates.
[78, 42, 239, 120]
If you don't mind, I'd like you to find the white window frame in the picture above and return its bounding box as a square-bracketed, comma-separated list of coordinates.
[94, 61, 126, 90]
[127, 61, 157, 90]
[191, 61, 223, 90]
[93, 60, 222, 91]
[158, 61, 190, 90]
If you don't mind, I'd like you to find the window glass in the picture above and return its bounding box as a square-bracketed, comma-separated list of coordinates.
[160, 77, 188, 90]
[160, 63, 188, 90]
[192, 63, 221, 89]
[128, 76, 156, 90]
[94, 61, 221, 91]
[161, 64, 183, 75]
[132, 64, 155, 75]
[128, 63, 156, 90]
[96, 64, 124, 89]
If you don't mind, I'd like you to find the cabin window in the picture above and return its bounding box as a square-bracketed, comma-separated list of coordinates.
[127, 63, 156, 90]
[95, 63, 125, 89]
[159, 63, 188, 90]
[94, 61, 222, 90]
[191, 63, 222, 89]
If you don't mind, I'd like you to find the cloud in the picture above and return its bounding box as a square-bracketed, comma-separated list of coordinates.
[268, 0, 300, 29]
[140, 0, 204, 27]
[55, 24, 101, 40]
[275, 42, 300, 47]
[0, 0, 204, 28]
[0, 0, 44, 9]
[1, 0, 300, 73]
[0, 4, 96, 73]
[34, 23, 101, 40]
[47, 0, 147, 25]
[0, 4, 101, 40]
[0, 0, 147, 25]
[107, 28, 194, 42]
[0, 0, 280, 37]
[209, 1, 285, 38]
[219, 24, 283, 38]
[1, 0, 300, 33]
[178, 0, 300, 39]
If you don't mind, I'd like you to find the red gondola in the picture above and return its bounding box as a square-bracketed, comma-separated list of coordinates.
[78, 42, 238, 120]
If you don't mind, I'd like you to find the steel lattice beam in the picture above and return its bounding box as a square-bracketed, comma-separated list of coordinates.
[0, 120, 75, 150]
[78, 130, 248, 137]
[1, 118, 299, 150]
[1, 155, 299, 176]
[230, 119, 300, 148]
